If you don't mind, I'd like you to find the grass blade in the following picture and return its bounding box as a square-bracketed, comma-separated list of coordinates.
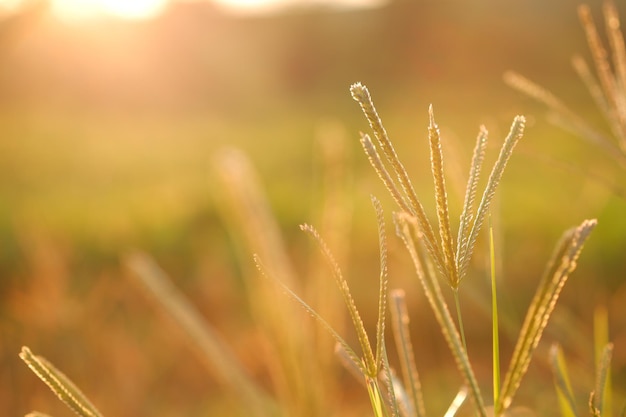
[335, 343, 367, 384]
[390, 289, 426, 417]
[604, 0, 626, 93]
[489, 213, 501, 407]
[212, 147, 325, 416]
[549, 344, 579, 417]
[388, 370, 413, 417]
[578, 4, 622, 132]
[592, 343, 614, 417]
[19, 347, 103, 417]
[126, 252, 278, 417]
[444, 386, 468, 417]
[505, 70, 624, 162]
[497, 219, 597, 415]
[255, 256, 365, 376]
[373, 195, 389, 369]
[380, 342, 401, 417]
[300, 223, 377, 376]
[594, 307, 613, 417]
[579, 2, 626, 152]
[571, 56, 614, 136]
[361, 133, 414, 215]
[367, 376, 391, 417]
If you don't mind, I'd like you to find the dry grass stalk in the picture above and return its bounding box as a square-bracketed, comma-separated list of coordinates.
[456, 126, 488, 270]
[126, 252, 277, 417]
[428, 106, 459, 287]
[389, 289, 426, 417]
[591, 343, 614, 417]
[19, 346, 103, 417]
[496, 219, 597, 415]
[394, 213, 487, 417]
[212, 148, 324, 416]
[457, 116, 525, 281]
[505, 1, 626, 167]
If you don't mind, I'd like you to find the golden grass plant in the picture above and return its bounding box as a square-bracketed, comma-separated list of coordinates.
[351, 82, 596, 417]
[19, 81, 599, 417]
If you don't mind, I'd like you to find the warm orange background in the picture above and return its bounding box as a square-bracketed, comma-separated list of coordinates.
[1, 1, 625, 416]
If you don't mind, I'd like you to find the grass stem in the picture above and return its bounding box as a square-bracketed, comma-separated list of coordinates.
[489, 213, 501, 407]
[453, 291, 468, 357]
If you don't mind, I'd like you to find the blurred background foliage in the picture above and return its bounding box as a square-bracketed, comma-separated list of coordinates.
[1, 0, 625, 416]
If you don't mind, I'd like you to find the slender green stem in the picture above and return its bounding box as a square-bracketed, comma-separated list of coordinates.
[489, 213, 501, 408]
[453, 291, 468, 357]
[594, 306, 612, 417]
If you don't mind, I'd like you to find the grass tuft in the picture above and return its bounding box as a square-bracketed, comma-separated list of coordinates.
[353, 81, 529, 417]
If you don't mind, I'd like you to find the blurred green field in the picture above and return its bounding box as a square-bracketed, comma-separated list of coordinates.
[2, 1, 626, 416]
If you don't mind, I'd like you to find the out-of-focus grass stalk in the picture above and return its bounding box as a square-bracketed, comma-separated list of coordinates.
[212, 148, 323, 416]
[390, 289, 426, 417]
[594, 306, 612, 417]
[505, 1, 626, 168]
[549, 344, 578, 417]
[591, 343, 614, 417]
[496, 219, 597, 415]
[126, 253, 278, 417]
[380, 340, 401, 417]
[308, 121, 352, 392]
[444, 386, 468, 417]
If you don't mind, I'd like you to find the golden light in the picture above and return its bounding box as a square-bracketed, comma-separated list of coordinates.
[0, 0, 386, 19]
[211, 0, 386, 15]
[50, 0, 169, 20]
